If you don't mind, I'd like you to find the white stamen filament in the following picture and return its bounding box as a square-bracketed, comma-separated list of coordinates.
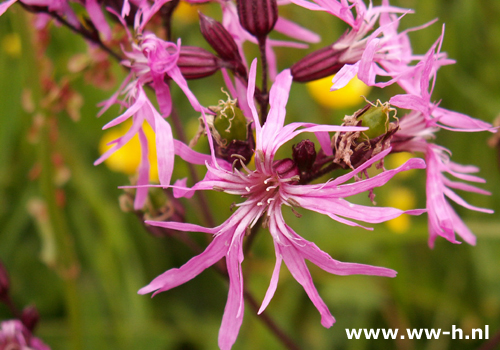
[266, 185, 278, 192]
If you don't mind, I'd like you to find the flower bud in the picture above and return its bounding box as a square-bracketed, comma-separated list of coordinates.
[293, 139, 316, 171]
[213, 105, 248, 145]
[198, 13, 247, 77]
[291, 45, 347, 83]
[21, 305, 40, 332]
[356, 103, 391, 139]
[236, 0, 278, 38]
[177, 46, 222, 79]
[208, 95, 255, 167]
[334, 101, 398, 169]
[0, 260, 9, 300]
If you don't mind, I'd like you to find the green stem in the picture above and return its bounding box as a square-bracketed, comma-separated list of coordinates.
[16, 10, 83, 350]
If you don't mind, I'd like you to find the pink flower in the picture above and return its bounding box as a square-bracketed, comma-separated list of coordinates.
[139, 60, 426, 349]
[291, 0, 418, 89]
[95, 82, 174, 210]
[96, 32, 205, 209]
[389, 30, 495, 247]
[424, 144, 493, 248]
[392, 117, 494, 248]
[390, 27, 496, 132]
[0, 320, 50, 350]
[0, 0, 79, 26]
[85, 0, 112, 40]
[1, 0, 110, 39]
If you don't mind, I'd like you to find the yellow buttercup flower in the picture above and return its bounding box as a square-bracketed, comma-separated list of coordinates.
[99, 121, 159, 182]
[1, 33, 22, 58]
[174, 2, 201, 24]
[382, 153, 419, 233]
[306, 74, 370, 109]
[385, 187, 417, 233]
[386, 152, 416, 179]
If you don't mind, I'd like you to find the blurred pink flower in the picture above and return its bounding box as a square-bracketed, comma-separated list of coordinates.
[425, 144, 493, 248]
[390, 29, 495, 247]
[96, 32, 204, 209]
[390, 27, 496, 132]
[0, 0, 78, 26]
[1, 0, 110, 39]
[290, 0, 419, 88]
[0, 320, 50, 350]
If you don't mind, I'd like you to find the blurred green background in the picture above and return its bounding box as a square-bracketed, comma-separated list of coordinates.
[1, 1, 499, 349]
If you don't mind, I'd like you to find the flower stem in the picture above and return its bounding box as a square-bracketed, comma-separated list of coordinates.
[258, 36, 269, 123]
[243, 290, 302, 350]
[161, 0, 180, 41]
[20, 3, 122, 62]
[147, 217, 301, 349]
[243, 216, 263, 256]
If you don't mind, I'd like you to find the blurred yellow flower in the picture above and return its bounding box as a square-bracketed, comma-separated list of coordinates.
[99, 121, 159, 182]
[383, 152, 419, 233]
[174, 2, 201, 24]
[386, 152, 416, 179]
[385, 187, 417, 233]
[1, 33, 22, 58]
[306, 74, 370, 109]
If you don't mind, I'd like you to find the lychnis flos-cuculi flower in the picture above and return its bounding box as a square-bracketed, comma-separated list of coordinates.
[139, 60, 426, 350]
[1, 1, 495, 350]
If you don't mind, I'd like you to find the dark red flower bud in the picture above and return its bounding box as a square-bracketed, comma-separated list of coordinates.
[291, 45, 348, 83]
[0, 260, 9, 300]
[176, 46, 222, 79]
[236, 0, 278, 38]
[198, 12, 247, 77]
[21, 305, 40, 332]
[293, 139, 317, 171]
[199, 12, 238, 61]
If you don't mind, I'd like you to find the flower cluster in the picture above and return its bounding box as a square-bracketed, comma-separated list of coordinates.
[1, 0, 495, 349]
[0, 320, 50, 350]
[0, 260, 47, 349]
